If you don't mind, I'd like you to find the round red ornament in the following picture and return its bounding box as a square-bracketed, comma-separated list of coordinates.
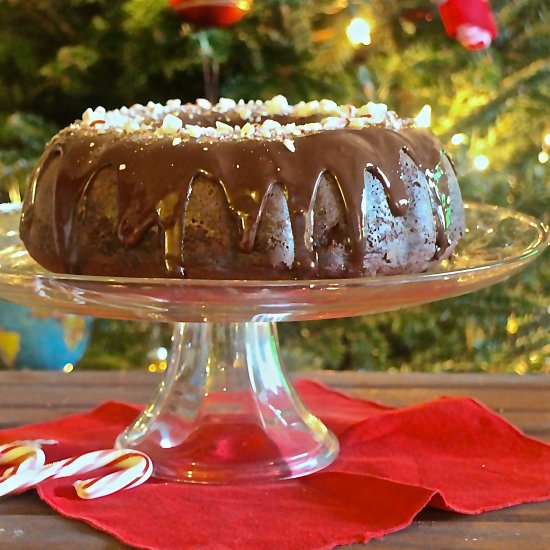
[169, 0, 253, 28]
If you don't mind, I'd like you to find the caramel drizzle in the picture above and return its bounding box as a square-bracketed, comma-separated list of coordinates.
[21, 125, 455, 277]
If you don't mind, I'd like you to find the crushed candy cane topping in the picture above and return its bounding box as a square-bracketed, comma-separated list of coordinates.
[75, 96, 414, 143]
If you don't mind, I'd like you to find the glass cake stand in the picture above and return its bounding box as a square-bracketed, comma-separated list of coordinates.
[0, 202, 547, 483]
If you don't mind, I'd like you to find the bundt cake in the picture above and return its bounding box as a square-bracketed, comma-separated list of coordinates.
[19, 96, 465, 279]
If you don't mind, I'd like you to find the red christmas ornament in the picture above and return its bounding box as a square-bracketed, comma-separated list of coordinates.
[437, 0, 497, 50]
[169, 0, 253, 28]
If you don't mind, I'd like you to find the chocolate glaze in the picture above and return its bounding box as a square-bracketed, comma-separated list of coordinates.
[21, 117, 455, 278]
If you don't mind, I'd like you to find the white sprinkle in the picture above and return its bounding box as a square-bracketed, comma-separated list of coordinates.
[160, 113, 183, 134]
[185, 124, 204, 138]
[196, 98, 212, 109]
[217, 97, 237, 111]
[123, 119, 140, 132]
[260, 119, 282, 137]
[215, 121, 233, 135]
[295, 100, 320, 117]
[266, 94, 289, 116]
[261, 119, 282, 130]
[82, 106, 106, 126]
[357, 102, 388, 123]
[283, 138, 296, 152]
[349, 117, 367, 129]
[89, 142, 95, 147]
[172, 137, 182, 146]
[240, 122, 255, 138]
[237, 107, 253, 119]
[322, 117, 347, 129]
[319, 99, 339, 115]
[119, 164, 126, 171]
[203, 147, 208, 151]
[303, 122, 323, 133]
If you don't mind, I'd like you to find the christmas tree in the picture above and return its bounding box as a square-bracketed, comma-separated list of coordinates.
[0, 0, 548, 373]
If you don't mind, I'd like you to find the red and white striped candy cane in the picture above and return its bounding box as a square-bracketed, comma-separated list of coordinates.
[74, 451, 153, 499]
[0, 448, 153, 499]
[0, 442, 47, 475]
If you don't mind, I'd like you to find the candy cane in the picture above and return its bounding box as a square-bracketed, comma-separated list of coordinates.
[74, 452, 153, 499]
[0, 449, 153, 499]
[0, 442, 47, 475]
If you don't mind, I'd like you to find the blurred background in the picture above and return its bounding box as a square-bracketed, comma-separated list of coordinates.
[0, 0, 548, 374]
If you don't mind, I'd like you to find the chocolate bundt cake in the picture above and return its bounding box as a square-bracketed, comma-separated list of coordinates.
[20, 96, 465, 279]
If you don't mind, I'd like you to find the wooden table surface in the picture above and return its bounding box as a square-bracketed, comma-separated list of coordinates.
[1, 370, 549, 549]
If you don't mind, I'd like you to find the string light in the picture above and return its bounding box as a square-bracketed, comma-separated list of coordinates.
[451, 133, 466, 145]
[414, 105, 431, 128]
[506, 315, 519, 335]
[346, 17, 371, 46]
[544, 134, 550, 147]
[63, 363, 74, 373]
[538, 151, 549, 164]
[473, 155, 490, 171]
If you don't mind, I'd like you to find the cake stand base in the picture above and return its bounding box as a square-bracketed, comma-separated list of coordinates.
[115, 322, 339, 483]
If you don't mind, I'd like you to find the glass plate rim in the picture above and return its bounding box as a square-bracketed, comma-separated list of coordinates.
[1, 201, 548, 289]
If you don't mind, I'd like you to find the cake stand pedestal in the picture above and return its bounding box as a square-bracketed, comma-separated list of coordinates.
[0, 202, 547, 483]
[116, 322, 338, 482]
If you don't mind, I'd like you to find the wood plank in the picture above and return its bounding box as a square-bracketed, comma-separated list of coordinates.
[2, 370, 549, 390]
[3, 373, 550, 410]
[344, 387, 550, 411]
[1, 512, 549, 550]
[0, 493, 58, 516]
[358, 521, 550, 549]
[419, 500, 550, 523]
[311, 371, 550, 390]
[0, 514, 127, 549]
[0, 371, 154, 386]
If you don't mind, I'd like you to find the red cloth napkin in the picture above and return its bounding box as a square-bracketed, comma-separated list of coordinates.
[2, 379, 550, 550]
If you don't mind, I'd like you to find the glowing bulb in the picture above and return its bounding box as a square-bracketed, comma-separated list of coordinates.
[538, 151, 549, 164]
[157, 346, 168, 361]
[451, 133, 466, 145]
[544, 134, 550, 146]
[346, 17, 371, 46]
[415, 105, 431, 128]
[506, 315, 519, 335]
[473, 155, 489, 171]
[63, 363, 74, 373]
